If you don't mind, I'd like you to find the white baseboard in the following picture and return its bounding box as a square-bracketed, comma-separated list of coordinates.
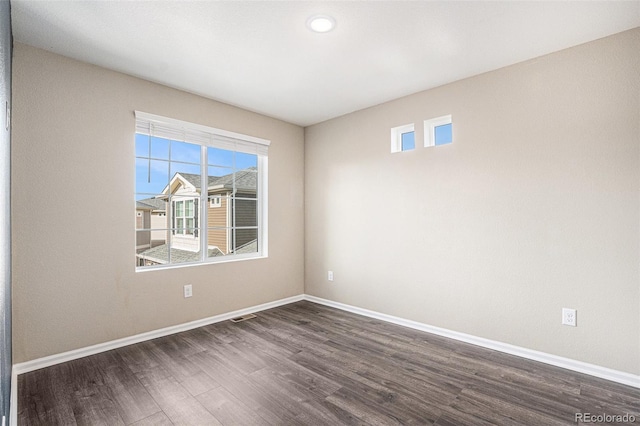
[10, 294, 301, 425]
[303, 295, 640, 389]
[12, 294, 304, 377]
[10, 290, 638, 424]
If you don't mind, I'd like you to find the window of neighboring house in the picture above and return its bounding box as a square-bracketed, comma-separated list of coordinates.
[135, 111, 270, 270]
[424, 115, 452, 147]
[173, 198, 197, 236]
[209, 195, 221, 208]
[391, 123, 415, 153]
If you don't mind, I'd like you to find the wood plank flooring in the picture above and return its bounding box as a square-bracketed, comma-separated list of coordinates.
[18, 301, 640, 425]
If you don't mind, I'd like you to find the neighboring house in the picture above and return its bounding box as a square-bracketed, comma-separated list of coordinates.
[137, 167, 258, 266]
[135, 197, 167, 251]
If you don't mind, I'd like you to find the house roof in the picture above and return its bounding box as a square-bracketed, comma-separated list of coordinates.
[173, 167, 257, 194]
[137, 239, 257, 264]
[136, 198, 166, 211]
[137, 245, 225, 264]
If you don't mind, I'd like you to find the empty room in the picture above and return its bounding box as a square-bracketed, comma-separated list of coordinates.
[1, 1, 639, 425]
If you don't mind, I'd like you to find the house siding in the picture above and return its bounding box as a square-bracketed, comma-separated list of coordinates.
[207, 193, 229, 253]
[135, 210, 151, 249]
[234, 192, 257, 250]
[150, 212, 166, 244]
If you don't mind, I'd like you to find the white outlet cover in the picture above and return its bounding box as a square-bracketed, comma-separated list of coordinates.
[562, 308, 576, 326]
[184, 284, 193, 298]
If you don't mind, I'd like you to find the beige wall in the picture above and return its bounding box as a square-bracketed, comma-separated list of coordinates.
[12, 28, 640, 376]
[12, 43, 305, 363]
[305, 29, 640, 374]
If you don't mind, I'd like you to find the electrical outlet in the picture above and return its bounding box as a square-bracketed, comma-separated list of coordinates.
[328, 271, 334, 281]
[562, 308, 576, 326]
[184, 284, 193, 298]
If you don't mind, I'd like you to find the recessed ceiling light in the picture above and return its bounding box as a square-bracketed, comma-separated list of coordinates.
[306, 15, 336, 33]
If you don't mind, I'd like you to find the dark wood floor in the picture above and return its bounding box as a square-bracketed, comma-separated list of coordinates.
[18, 301, 640, 425]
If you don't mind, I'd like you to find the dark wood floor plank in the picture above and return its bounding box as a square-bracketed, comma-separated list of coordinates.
[70, 383, 125, 426]
[116, 340, 160, 374]
[324, 386, 406, 425]
[579, 381, 640, 414]
[463, 380, 593, 423]
[248, 367, 346, 425]
[292, 350, 446, 424]
[99, 362, 161, 424]
[178, 369, 221, 397]
[188, 350, 300, 425]
[146, 340, 204, 382]
[129, 411, 174, 426]
[293, 347, 459, 412]
[196, 386, 269, 426]
[441, 388, 571, 426]
[134, 365, 191, 411]
[251, 355, 342, 402]
[241, 315, 336, 358]
[18, 300, 640, 426]
[177, 326, 224, 352]
[162, 395, 222, 425]
[18, 369, 77, 426]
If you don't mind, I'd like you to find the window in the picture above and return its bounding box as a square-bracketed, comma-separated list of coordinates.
[209, 196, 221, 208]
[391, 123, 415, 153]
[401, 131, 415, 151]
[424, 115, 452, 147]
[135, 112, 270, 270]
[172, 198, 197, 236]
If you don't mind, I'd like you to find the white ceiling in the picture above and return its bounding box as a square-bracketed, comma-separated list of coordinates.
[10, 1, 640, 127]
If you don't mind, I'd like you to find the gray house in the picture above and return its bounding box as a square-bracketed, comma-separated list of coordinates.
[135, 197, 167, 252]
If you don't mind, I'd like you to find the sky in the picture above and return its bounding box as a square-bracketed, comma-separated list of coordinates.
[135, 134, 257, 200]
[435, 123, 452, 146]
[400, 122, 452, 152]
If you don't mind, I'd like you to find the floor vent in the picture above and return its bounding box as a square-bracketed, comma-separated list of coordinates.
[230, 313, 257, 323]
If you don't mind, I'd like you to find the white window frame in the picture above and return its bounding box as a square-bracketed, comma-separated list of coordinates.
[390, 123, 415, 153]
[424, 115, 452, 147]
[172, 198, 197, 236]
[209, 195, 222, 208]
[135, 111, 270, 271]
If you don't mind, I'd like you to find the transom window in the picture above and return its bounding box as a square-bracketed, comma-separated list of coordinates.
[134, 112, 270, 270]
[391, 123, 415, 153]
[424, 115, 453, 147]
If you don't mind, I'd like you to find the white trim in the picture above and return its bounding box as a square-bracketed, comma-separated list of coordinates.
[9, 367, 16, 426]
[12, 295, 303, 377]
[200, 145, 208, 258]
[11, 291, 638, 417]
[135, 111, 270, 148]
[135, 128, 267, 271]
[258, 156, 268, 257]
[424, 114, 452, 147]
[390, 123, 415, 153]
[303, 295, 640, 389]
[209, 196, 222, 208]
[136, 251, 268, 272]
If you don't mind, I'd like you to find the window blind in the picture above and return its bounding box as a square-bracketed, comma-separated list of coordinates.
[135, 111, 270, 156]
